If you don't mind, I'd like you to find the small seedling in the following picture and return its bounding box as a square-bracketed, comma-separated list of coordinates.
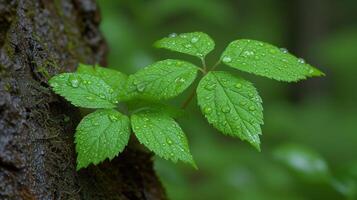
[49, 32, 324, 170]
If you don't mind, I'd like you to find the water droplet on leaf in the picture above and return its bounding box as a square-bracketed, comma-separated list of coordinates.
[137, 84, 145, 92]
[242, 51, 254, 57]
[191, 37, 199, 43]
[222, 56, 232, 63]
[280, 48, 288, 53]
[204, 107, 212, 114]
[235, 83, 242, 89]
[298, 58, 305, 64]
[69, 76, 80, 88]
[175, 77, 185, 83]
[204, 83, 216, 91]
[109, 114, 118, 121]
[169, 33, 177, 38]
[221, 106, 231, 113]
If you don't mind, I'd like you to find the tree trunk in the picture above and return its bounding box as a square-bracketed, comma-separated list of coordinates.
[0, 0, 166, 199]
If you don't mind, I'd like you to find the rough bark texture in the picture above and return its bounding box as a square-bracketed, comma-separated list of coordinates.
[0, 0, 166, 199]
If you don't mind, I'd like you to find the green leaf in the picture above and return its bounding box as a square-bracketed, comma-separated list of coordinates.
[273, 144, 330, 183]
[196, 71, 263, 150]
[126, 59, 198, 100]
[131, 110, 195, 166]
[49, 73, 118, 108]
[221, 39, 325, 82]
[77, 63, 128, 101]
[75, 109, 130, 170]
[154, 32, 215, 58]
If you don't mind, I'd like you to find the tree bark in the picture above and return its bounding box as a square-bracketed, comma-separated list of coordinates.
[0, 0, 166, 199]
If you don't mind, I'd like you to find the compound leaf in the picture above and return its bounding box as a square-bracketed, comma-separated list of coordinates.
[49, 73, 118, 108]
[126, 59, 198, 100]
[75, 109, 130, 170]
[77, 63, 128, 101]
[221, 39, 324, 82]
[197, 71, 263, 150]
[131, 110, 195, 166]
[155, 32, 215, 58]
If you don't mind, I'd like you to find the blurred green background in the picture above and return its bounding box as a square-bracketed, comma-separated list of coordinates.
[97, 0, 357, 199]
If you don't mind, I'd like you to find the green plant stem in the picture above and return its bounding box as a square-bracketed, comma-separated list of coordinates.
[181, 58, 222, 109]
[210, 59, 221, 71]
[201, 57, 207, 72]
[181, 58, 208, 109]
[181, 89, 196, 109]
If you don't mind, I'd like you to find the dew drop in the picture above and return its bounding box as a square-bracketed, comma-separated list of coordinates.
[175, 77, 186, 83]
[222, 56, 232, 63]
[242, 50, 254, 57]
[167, 139, 173, 145]
[221, 106, 231, 113]
[280, 48, 288, 54]
[204, 107, 212, 114]
[249, 106, 256, 111]
[185, 44, 192, 48]
[191, 37, 199, 43]
[298, 58, 305, 64]
[133, 79, 140, 85]
[109, 114, 118, 121]
[204, 83, 216, 91]
[235, 83, 242, 89]
[51, 83, 58, 87]
[86, 96, 93, 100]
[169, 33, 177, 38]
[69, 76, 80, 88]
[99, 94, 106, 99]
[308, 68, 314, 74]
[137, 84, 145, 92]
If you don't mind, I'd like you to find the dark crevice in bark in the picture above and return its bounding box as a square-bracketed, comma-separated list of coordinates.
[0, 0, 166, 199]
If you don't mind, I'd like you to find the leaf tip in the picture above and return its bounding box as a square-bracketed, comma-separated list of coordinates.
[153, 40, 163, 48]
[76, 162, 86, 171]
[250, 141, 261, 152]
[309, 66, 326, 77]
[187, 157, 198, 170]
